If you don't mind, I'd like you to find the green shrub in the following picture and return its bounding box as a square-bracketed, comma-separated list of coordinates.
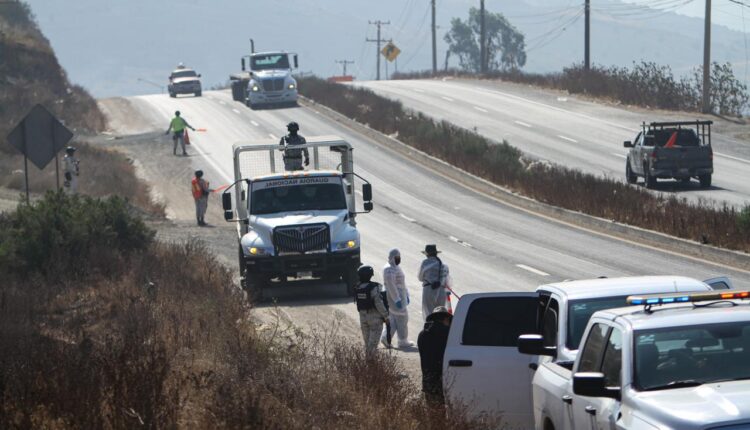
[0, 191, 154, 278]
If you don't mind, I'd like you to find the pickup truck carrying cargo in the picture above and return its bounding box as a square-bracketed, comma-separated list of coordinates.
[624, 121, 713, 188]
[230, 51, 299, 109]
[221, 136, 373, 299]
[442, 276, 732, 429]
[535, 289, 750, 430]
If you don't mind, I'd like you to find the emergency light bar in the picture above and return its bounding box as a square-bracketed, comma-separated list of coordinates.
[627, 290, 750, 307]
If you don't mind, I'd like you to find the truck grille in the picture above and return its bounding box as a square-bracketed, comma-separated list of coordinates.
[262, 78, 284, 92]
[273, 224, 330, 254]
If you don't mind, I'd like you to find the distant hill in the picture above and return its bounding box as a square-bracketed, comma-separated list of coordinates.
[25, 0, 750, 97]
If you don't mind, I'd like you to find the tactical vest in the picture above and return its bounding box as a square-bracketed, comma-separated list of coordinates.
[355, 282, 379, 311]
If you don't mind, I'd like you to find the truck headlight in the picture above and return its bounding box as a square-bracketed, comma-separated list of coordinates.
[248, 246, 271, 256]
[288, 83, 296, 90]
[336, 240, 357, 250]
[251, 85, 260, 92]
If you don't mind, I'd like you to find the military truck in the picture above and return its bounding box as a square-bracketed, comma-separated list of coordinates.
[221, 136, 373, 299]
[624, 120, 714, 188]
[229, 51, 299, 109]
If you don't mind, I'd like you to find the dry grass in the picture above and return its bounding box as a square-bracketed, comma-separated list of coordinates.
[0, 193, 494, 429]
[299, 76, 750, 252]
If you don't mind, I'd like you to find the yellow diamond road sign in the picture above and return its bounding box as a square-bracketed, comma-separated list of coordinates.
[381, 42, 401, 62]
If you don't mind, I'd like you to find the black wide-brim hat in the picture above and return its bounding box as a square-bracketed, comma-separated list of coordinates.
[422, 244, 441, 255]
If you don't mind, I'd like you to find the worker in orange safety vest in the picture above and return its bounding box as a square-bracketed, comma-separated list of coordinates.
[192, 170, 211, 226]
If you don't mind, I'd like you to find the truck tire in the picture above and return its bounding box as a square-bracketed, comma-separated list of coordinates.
[644, 164, 657, 189]
[699, 174, 712, 188]
[231, 81, 244, 102]
[245, 275, 264, 302]
[194, 91, 202, 97]
[344, 267, 359, 296]
[625, 160, 637, 184]
[169, 92, 176, 98]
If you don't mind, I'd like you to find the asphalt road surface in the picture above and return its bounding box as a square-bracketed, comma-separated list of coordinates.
[102, 90, 750, 362]
[356, 79, 750, 208]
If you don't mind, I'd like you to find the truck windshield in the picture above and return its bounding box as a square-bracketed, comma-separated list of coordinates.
[251, 54, 290, 71]
[647, 129, 701, 147]
[250, 182, 346, 215]
[567, 296, 629, 349]
[171, 70, 197, 79]
[634, 321, 750, 391]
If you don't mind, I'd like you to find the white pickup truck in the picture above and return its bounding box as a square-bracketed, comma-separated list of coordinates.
[443, 276, 732, 429]
[543, 289, 750, 430]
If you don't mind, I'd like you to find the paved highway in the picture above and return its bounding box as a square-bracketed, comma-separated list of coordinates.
[356, 79, 750, 208]
[106, 90, 750, 353]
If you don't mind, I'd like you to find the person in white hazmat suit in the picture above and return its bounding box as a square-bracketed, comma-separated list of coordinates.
[381, 249, 415, 348]
[63, 146, 79, 194]
[418, 244, 451, 322]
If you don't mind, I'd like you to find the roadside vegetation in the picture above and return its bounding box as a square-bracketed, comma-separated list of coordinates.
[0, 192, 488, 429]
[299, 76, 750, 252]
[0, 1, 162, 214]
[394, 61, 750, 117]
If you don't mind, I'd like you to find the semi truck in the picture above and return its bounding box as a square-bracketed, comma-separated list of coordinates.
[230, 51, 299, 109]
[221, 136, 373, 299]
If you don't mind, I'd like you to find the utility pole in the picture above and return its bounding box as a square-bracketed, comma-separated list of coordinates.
[702, 0, 712, 113]
[584, 0, 590, 70]
[431, 0, 437, 74]
[480, 0, 486, 73]
[335, 60, 355, 76]
[366, 20, 390, 80]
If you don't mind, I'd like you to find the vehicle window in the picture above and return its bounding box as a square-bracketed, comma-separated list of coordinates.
[634, 322, 750, 391]
[578, 323, 609, 372]
[251, 54, 291, 71]
[567, 296, 629, 349]
[653, 129, 700, 147]
[250, 183, 346, 215]
[541, 298, 559, 347]
[634, 132, 642, 146]
[462, 297, 538, 347]
[171, 70, 197, 79]
[600, 328, 623, 387]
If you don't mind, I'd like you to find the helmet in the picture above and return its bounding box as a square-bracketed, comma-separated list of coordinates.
[357, 265, 374, 282]
[287, 122, 299, 133]
[175, 110, 181, 117]
[195, 170, 203, 178]
[65, 146, 76, 154]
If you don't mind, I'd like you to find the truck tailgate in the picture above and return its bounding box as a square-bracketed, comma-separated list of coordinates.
[653, 146, 712, 170]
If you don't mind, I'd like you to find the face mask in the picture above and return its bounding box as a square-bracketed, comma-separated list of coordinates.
[394, 256, 401, 266]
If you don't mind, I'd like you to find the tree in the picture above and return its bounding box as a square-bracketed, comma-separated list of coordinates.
[444, 7, 526, 73]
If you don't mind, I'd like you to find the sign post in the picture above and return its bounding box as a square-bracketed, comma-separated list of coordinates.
[6, 104, 73, 203]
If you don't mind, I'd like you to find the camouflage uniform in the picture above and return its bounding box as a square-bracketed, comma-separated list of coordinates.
[279, 134, 309, 171]
[358, 281, 389, 356]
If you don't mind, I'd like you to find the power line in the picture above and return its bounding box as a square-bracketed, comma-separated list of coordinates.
[366, 20, 390, 80]
[335, 60, 355, 76]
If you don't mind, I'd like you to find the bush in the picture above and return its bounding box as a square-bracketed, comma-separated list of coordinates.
[299, 76, 750, 252]
[0, 191, 154, 278]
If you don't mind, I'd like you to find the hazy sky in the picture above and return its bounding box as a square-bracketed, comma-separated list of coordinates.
[25, 0, 750, 97]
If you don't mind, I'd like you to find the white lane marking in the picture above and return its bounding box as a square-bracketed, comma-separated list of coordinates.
[219, 101, 226, 105]
[557, 135, 578, 143]
[715, 151, 750, 164]
[250, 120, 259, 127]
[473, 106, 489, 113]
[190, 140, 233, 184]
[355, 190, 363, 196]
[414, 88, 425, 93]
[611, 152, 627, 159]
[399, 213, 416, 222]
[441, 96, 454, 102]
[449, 235, 473, 248]
[514, 120, 532, 128]
[268, 133, 277, 139]
[232, 108, 241, 114]
[516, 264, 550, 277]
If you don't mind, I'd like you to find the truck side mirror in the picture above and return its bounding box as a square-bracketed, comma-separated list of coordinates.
[364, 202, 373, 212]
[623, 141, 633, 148]
[198, 74, 202, 78]
[517, 334, 556, 357]
[573, 372, 621, 400]
[241, 58, 246, 71]
[293, 54, 299, 69]
[222, 193, 232, 211]
[362, 183, 372, 202]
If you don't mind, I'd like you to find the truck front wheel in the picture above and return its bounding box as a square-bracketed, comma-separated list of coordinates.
[344, 267, 359, 296]
[699, 174, 712, 188]
[626, 160, 637, 184]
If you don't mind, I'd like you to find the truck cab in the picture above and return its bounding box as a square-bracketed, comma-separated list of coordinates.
[565, 290, 750, 430]
[443, 276, 731, 428]
[222, 136, 372, 299]
[230, 51, 299, 108]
